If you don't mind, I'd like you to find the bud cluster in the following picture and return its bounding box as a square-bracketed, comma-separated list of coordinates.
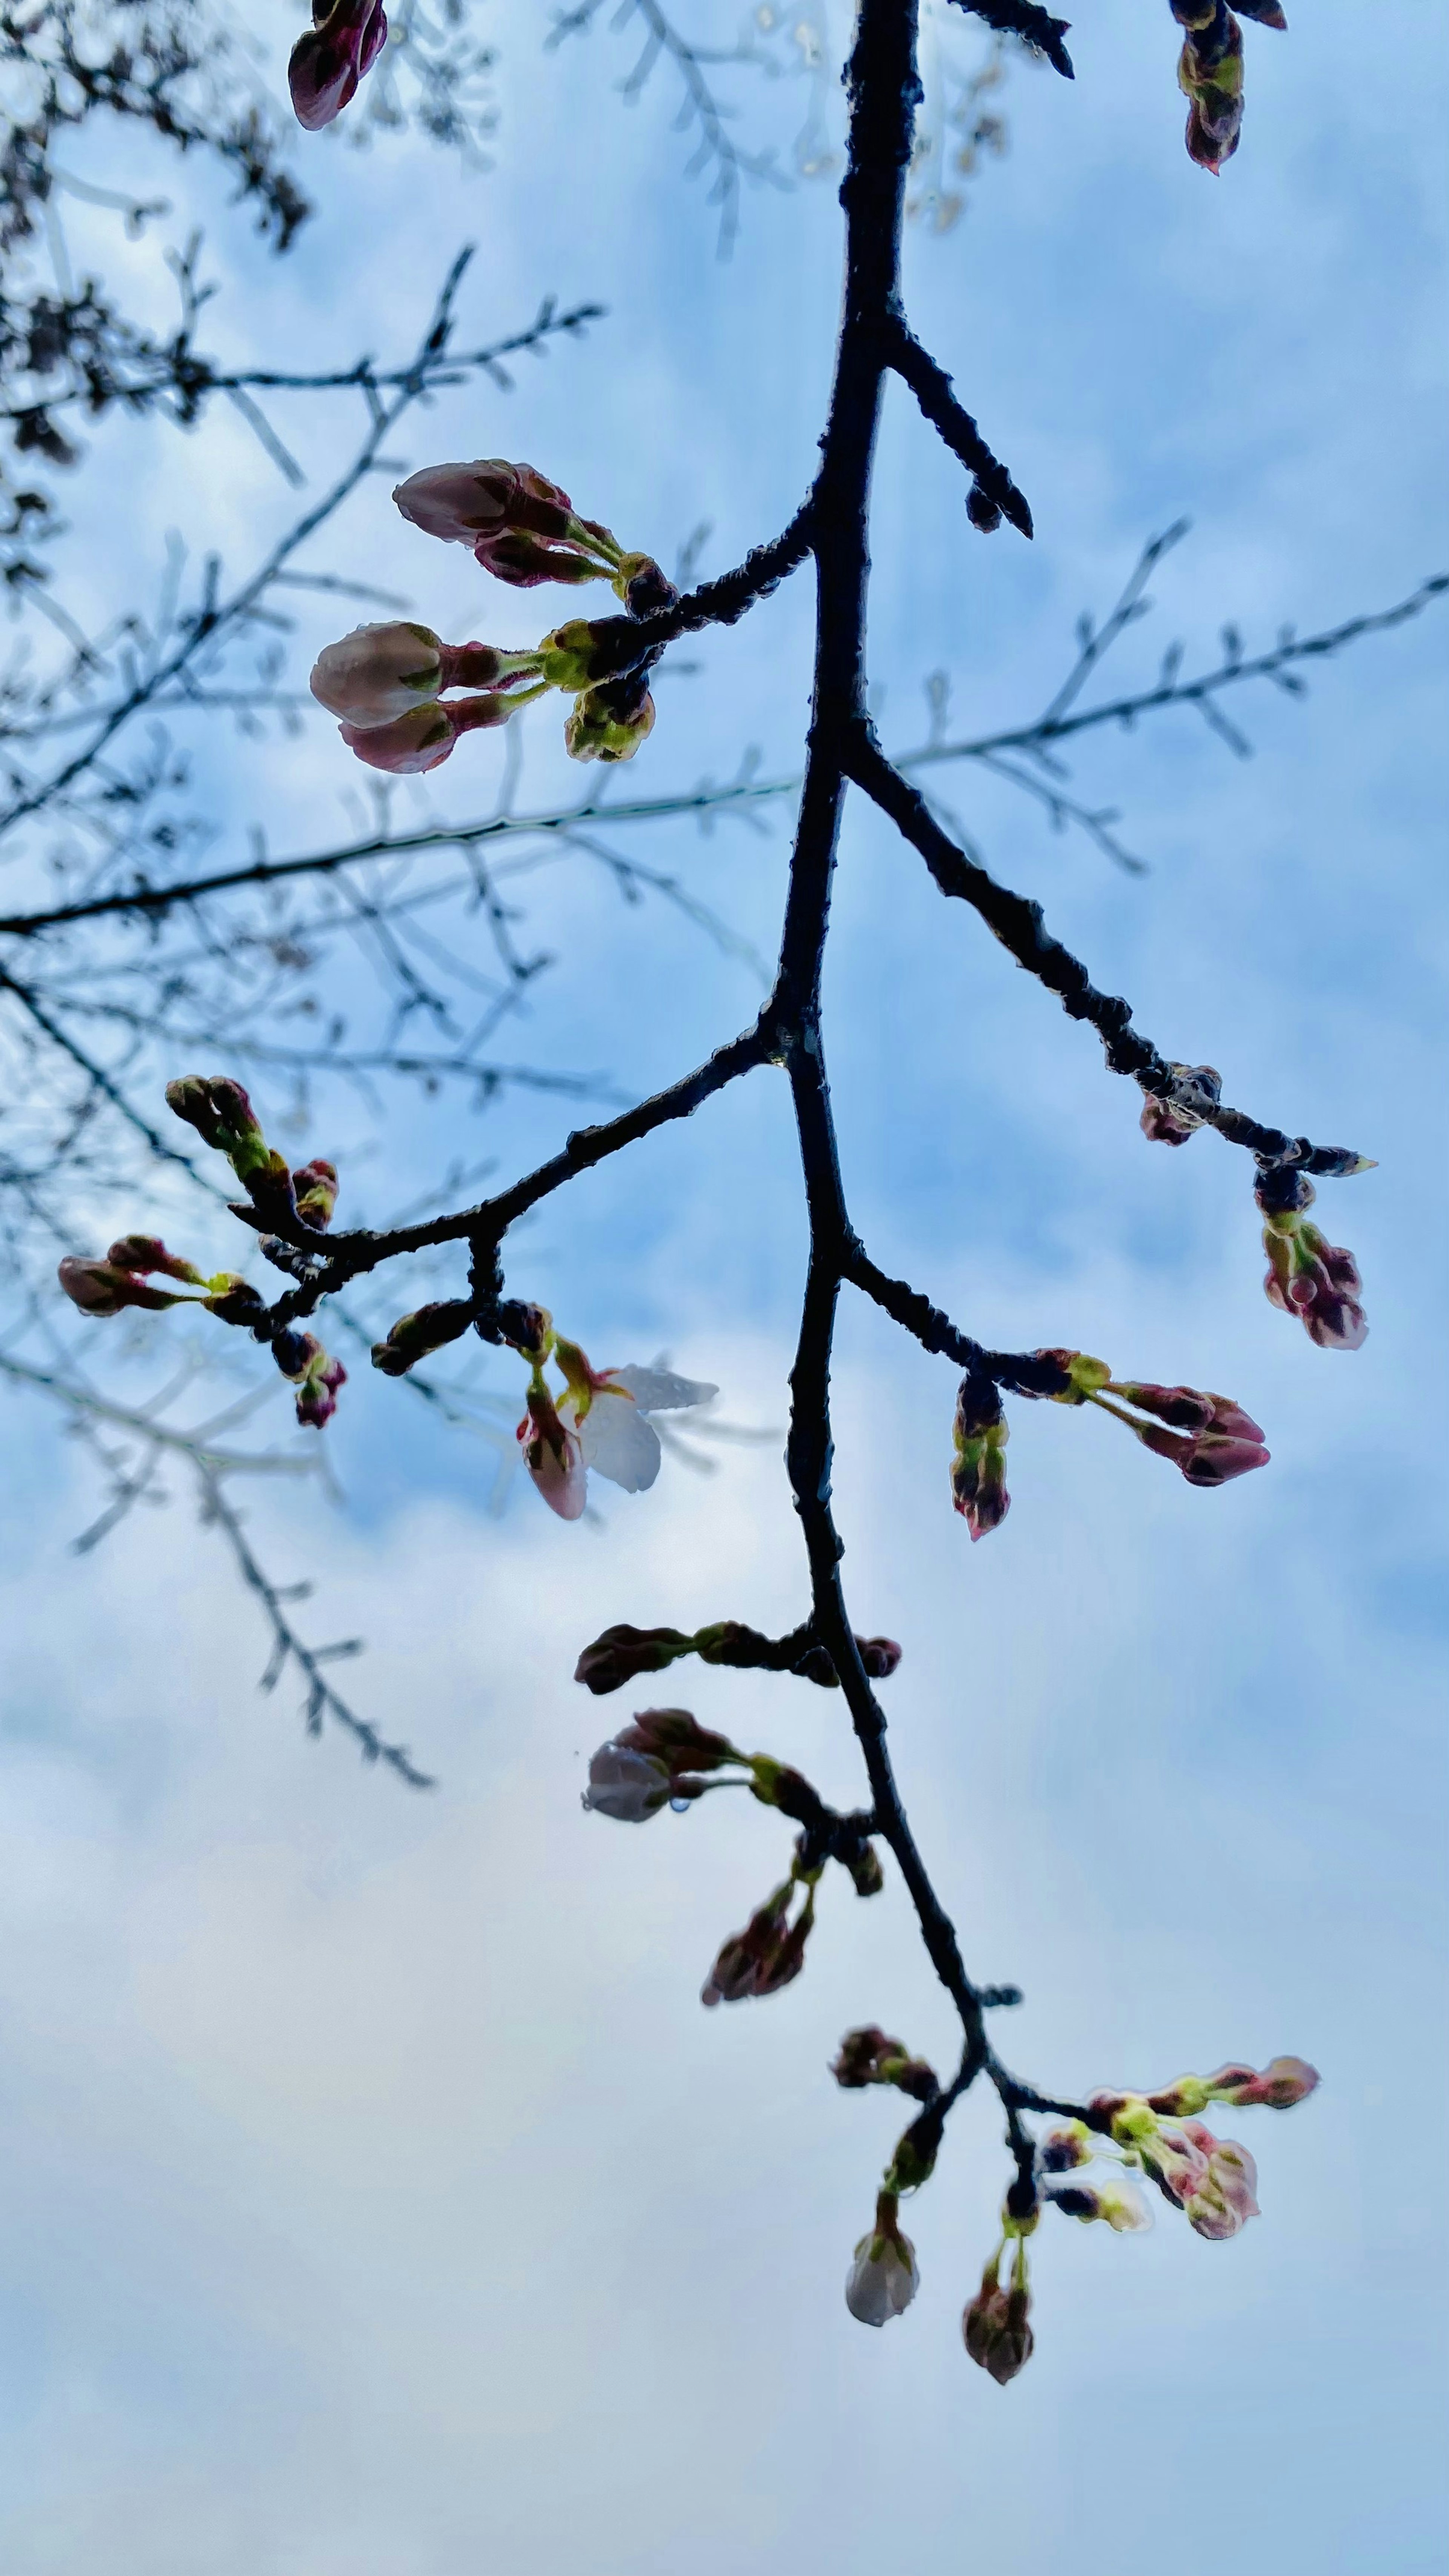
[313, 461, 677, 780]
[1040, 2052, 1318, 2245]
[1256, 1167, 1368, 1350]
[963, 2229, 1035, 2385]
[950, 1366, 1010, 1539]
[1040, 1349, 1271, 1486]
[830, 2025, 940, 2102]
[57, 1078, 347, 1431]
[1171, 1, 1286, 176]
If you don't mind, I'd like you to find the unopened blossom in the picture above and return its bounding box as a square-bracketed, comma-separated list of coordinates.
[1037, 2122, 1093, 2175]
[371, 1300, 474, 1378]
[1176, 6, 1245, 171]
[1120, 1384, 1270, 1486]
[288, 0, 387, 130]
[310, 624, 543, 731]
[338, 692, 525, 777]
[1044, 2176, 1153, 2233]
[963, 2247, 1034, 2385]
[831, 2027, 938, 2100]
[951, 1369, 1009, 1540]
[1177, 2123, 1260, 2240]
[1204, 2055, 1320, 2110]
[581, 1741, 672, 1822]
[59, 1255, 191, 1317]
[310, 623, 444, 727]
[701, 1872, 817, 2006]
[274, 1330, 346, 1429]
[614, 1707, 741, 1773]
[292, 1159, 338, 1230]
[553, 1342, 718, 1497]
[573, 1622, 697, 1694]
[393, 460, 574, 548]
[392, 460, 637, 591]
[517, 1377, 586, 1521]
[1258, 1172, 1367, 1351]
[845, 2195, 920, 2327]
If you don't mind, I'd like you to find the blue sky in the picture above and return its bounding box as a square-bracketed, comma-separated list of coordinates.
[0, 3, 1445, 2568]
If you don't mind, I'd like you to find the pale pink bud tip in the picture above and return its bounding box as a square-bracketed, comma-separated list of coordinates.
[310, 623, 443, 729]
[845, 2228, 920, 2327]
[339, 704, 455, 774]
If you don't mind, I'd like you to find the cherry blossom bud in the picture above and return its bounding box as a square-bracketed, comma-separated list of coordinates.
[289, 0, 387, 129]
[166, 1075, 266, 1173]
[1131, 1412, 1271, 1487]
[564, 677, 657, 765]
[274, 1330, 346, 1428]
[517, 1378, 585, 1520]
[371, 1300, 474, 1376]
[831, 2027, 940, 2101]
[845, 2196, 920, 2327]
[475, 530, 605, 588]
[701, 1872, 817, 2006]
[1178, 2123, 1260, 2239]
[963, 2250, 1034, 2385]
[392, 460, 574, 547]
[1045, 2176, 1153, 2232]
[1178, 11, 1244, 172]
[338, 693, 518, 775]
[1206, 2055, 1320, 2110]
[614, 1707, 742, 1774]
[292, 1160, 338, 1230]
[951, 1369, 1009, 1540]
[966, 482, 1003, 534]
[573, 1623, 697, 1693]
[104, 1235, 207, 1284]
[1259, 1176, 1367, 1350]
[582, 1741, 672, 1822]
[310, 623, 445, 728]
[58, 1256, 188, 1316]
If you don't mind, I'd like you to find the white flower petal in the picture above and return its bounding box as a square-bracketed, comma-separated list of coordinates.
[574, 1387, 663, 1492]
[606, 1365, 718, 1416]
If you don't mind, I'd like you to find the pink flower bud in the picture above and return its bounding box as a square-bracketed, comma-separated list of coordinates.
[338, 695, 517, 775]
[1177, 2123, 1260, 2239]
[274, 1330, 346, 1429]
[291, 1160, 338, 1230]
[581, 1742, 672, 1822]
[963, 2255, 1034, 2385]
[1261, 1204, 1367, 1351]
[58, 1256, 188, 1316]
[310, 623, 444, 729]
[1178, 13, 1244, 172]
[573, 1623, 697, 1694]
[613, 1707, 740, 1773]
[103, 1235, 207, 1285]
[951, 1372, 1010, 1541]
[288, 0, 387, 131]
[391, 460, 574, 546]
[1206, 2055, 1320, 2110]
[846, 2198, 920, 2327]
[701, 1875, 816, 2006]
